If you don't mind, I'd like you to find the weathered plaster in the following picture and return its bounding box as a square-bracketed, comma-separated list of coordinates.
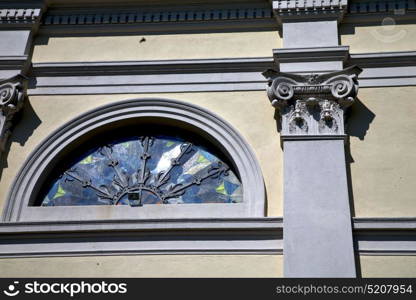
[0, 91, 283, 217]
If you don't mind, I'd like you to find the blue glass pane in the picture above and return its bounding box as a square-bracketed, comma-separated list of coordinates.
[40, 135, 243, 206]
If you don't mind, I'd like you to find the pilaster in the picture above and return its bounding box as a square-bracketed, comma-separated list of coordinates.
[264, 63, 361, 276]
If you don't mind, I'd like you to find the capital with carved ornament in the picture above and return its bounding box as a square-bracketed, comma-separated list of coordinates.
[0, 74, 27, 152]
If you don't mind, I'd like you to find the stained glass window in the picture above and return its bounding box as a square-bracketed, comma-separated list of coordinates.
[40, 135, 243, 206]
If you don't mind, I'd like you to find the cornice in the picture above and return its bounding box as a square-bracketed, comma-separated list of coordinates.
[28, 0, 416, 34]
[273, 46, 350, 64]
[353, 217, 416, 230]
[31, 57, 275, 76]
[348, 0, 416, 14]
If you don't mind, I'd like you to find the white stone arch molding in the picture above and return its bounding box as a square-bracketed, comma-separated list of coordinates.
[3, 98, 265, 222]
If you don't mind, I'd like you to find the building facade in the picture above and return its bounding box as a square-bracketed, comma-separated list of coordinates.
[0, 0, 415, 277]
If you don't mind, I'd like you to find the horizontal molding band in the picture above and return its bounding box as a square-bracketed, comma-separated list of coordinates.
[351, 51, 416, 67]
[0, 217, 415, 258]
[274, 46, 350, 64]
[27, 52, 416, 95]
[0, 8, 42, 26]
[0, 1, 407, 33]
[357, 239, 416, 256]
[30, 51, 416, 75]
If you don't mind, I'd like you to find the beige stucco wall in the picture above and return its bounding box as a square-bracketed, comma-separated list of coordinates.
[0, 91, 283, 217]
[2, 87, 415, 218]
[360, 255, 416, 277]
[341, 23, 416, 53]
[32, 31, 281, 62]
[349, 87, 416, 217]
[0, 255, 283, 277]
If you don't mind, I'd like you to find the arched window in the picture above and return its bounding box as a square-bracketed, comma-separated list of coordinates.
[3, 98, 265, 221]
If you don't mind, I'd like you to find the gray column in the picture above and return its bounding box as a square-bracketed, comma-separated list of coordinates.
[263, 66, 362, 277]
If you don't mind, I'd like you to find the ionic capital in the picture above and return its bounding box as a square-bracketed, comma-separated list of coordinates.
[262, 66, 362, 137]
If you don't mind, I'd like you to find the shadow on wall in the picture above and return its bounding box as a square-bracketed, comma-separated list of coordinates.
[346, 98, 376, 141]
[0, 99, 42, 180]
[345, 98, 376, 218]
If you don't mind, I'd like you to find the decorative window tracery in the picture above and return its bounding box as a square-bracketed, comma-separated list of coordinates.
[41, 135, 243, 207]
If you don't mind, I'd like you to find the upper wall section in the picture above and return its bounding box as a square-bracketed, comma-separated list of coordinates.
[32, 31, 282, 62]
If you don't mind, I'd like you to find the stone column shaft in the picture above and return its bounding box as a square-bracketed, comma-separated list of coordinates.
[263, 66, 361, 277]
